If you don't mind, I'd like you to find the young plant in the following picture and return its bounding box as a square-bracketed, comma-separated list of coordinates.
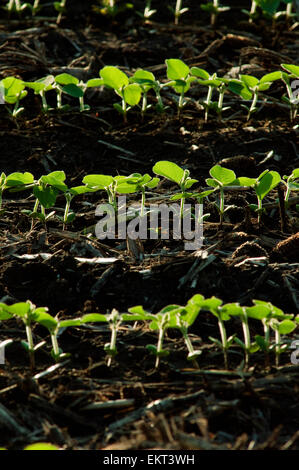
[32, 310, 81, 362]
[0, 301, 46, 370]
[4, 0, 28, 16]
[0, 171, 34, 210]
[249, 170, 281, 223]
[228, 74, 274, 120]
[54, 0, 67, 23]
[131, 69, 165, 113]
[248, 300, 294, 367]
[100, 66, 141, 122]
[191, 67, 224, 121]
[82, 173, 121, 210]
[137, 0, 156, 19]
[169, 0, 188, 24]
[199, 297, 234, 369]
[280, 64, 299, 122]
[81, 309, 141, 366]
[222, 303, 261, 368]
[165, 59, 195, 116]
[117, 173, 160, 217]
[200, 0, 230, 26]
[25, 76, 55, 113]
[0, 77, 27, 117]
[38, 170, 92, 228]
[206, 165, 237, 225]
[153, 160, 198, 220]
[283, 168, 299, 207]
[92, 0, 133, 18]
[143, 305, 184, 368]
[55, 73, 104, 112]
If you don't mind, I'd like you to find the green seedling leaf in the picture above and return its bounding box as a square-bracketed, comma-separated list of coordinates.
[6, 302, 31, 317]
[245, 305, 271, 320]
[33, 186, 58, 209]
[153, 161, 185, 184]
[69, 186, 94, 195]
[55, 73, 79, 86]
[83, 174, 114, 189]
[278, 320, 296, 335]
[6, 172, 34, 187]
[86, 78, 104, 88]
[209, 165, 236, 186]
[33, 311, 57, 331]
[240, 75, 259, 89]
[100, 66, 129, 90]
[131, 69, 155, 91]
[166, 59, 190, 81]
[24, 443, 60, 450]
[80, 313, 108, 323]
[191, 67, 210, 80]
[259, 71, 282, 84]
[59, 318, 82, 328]
[123, 83, 142, 106]
[255, 335, 268, 351]
[41, 171, 68, 192]
[281, 64, 299, 77]
[228, 79, 252, 100]
[62, 84, 84, 98]
[1, 77, 26, 104]
[249, 343, 260, 354]
[255, 171, 281, 200]
[233, 177, 256, 187]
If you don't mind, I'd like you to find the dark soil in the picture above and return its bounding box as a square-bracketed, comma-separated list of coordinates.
[0, 0, 298, 451]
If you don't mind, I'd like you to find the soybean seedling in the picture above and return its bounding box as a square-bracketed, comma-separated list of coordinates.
[32, 309, 81, 362]
[178, 294, 205, 365]
[169, 0, 188, 24]
[280, 64, 299, 122]
[222, 303, 260, 369]
[200, 297, 235, 369]
[100, 66, 141, 122]
[165, 59, 195, 116]
[54, 0, 67, 23]
[249, 170, 281, 223]
[228, 74, 274, 120]
[0, 76, 27, 117]
[283, 168, 299, 208]
[190, 67, 225, 122]
[4, 0, 28, 16]
[129, 304, 184, 368]
[81, 309, 141, 366]
[0, 171, 34, 210]
[117, 173, 160, 217]
[131, 69, 165, 114]
[206, 165, 237, 225]
[200, 0, 230, 26]
[82, 173, 125, 210]
[37, 171, 93, 229]
[25, 76, 55, 112]
[247, 300, 287, 367]
[0, 301, 46, 370]
[250, 300, 296, 367]
[136, 0, 156, 19]
[93, 0, 133, 18]
[153, 160, 198, 220]
[131, 69, 157, 118]
[55, 73, 104, 112]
